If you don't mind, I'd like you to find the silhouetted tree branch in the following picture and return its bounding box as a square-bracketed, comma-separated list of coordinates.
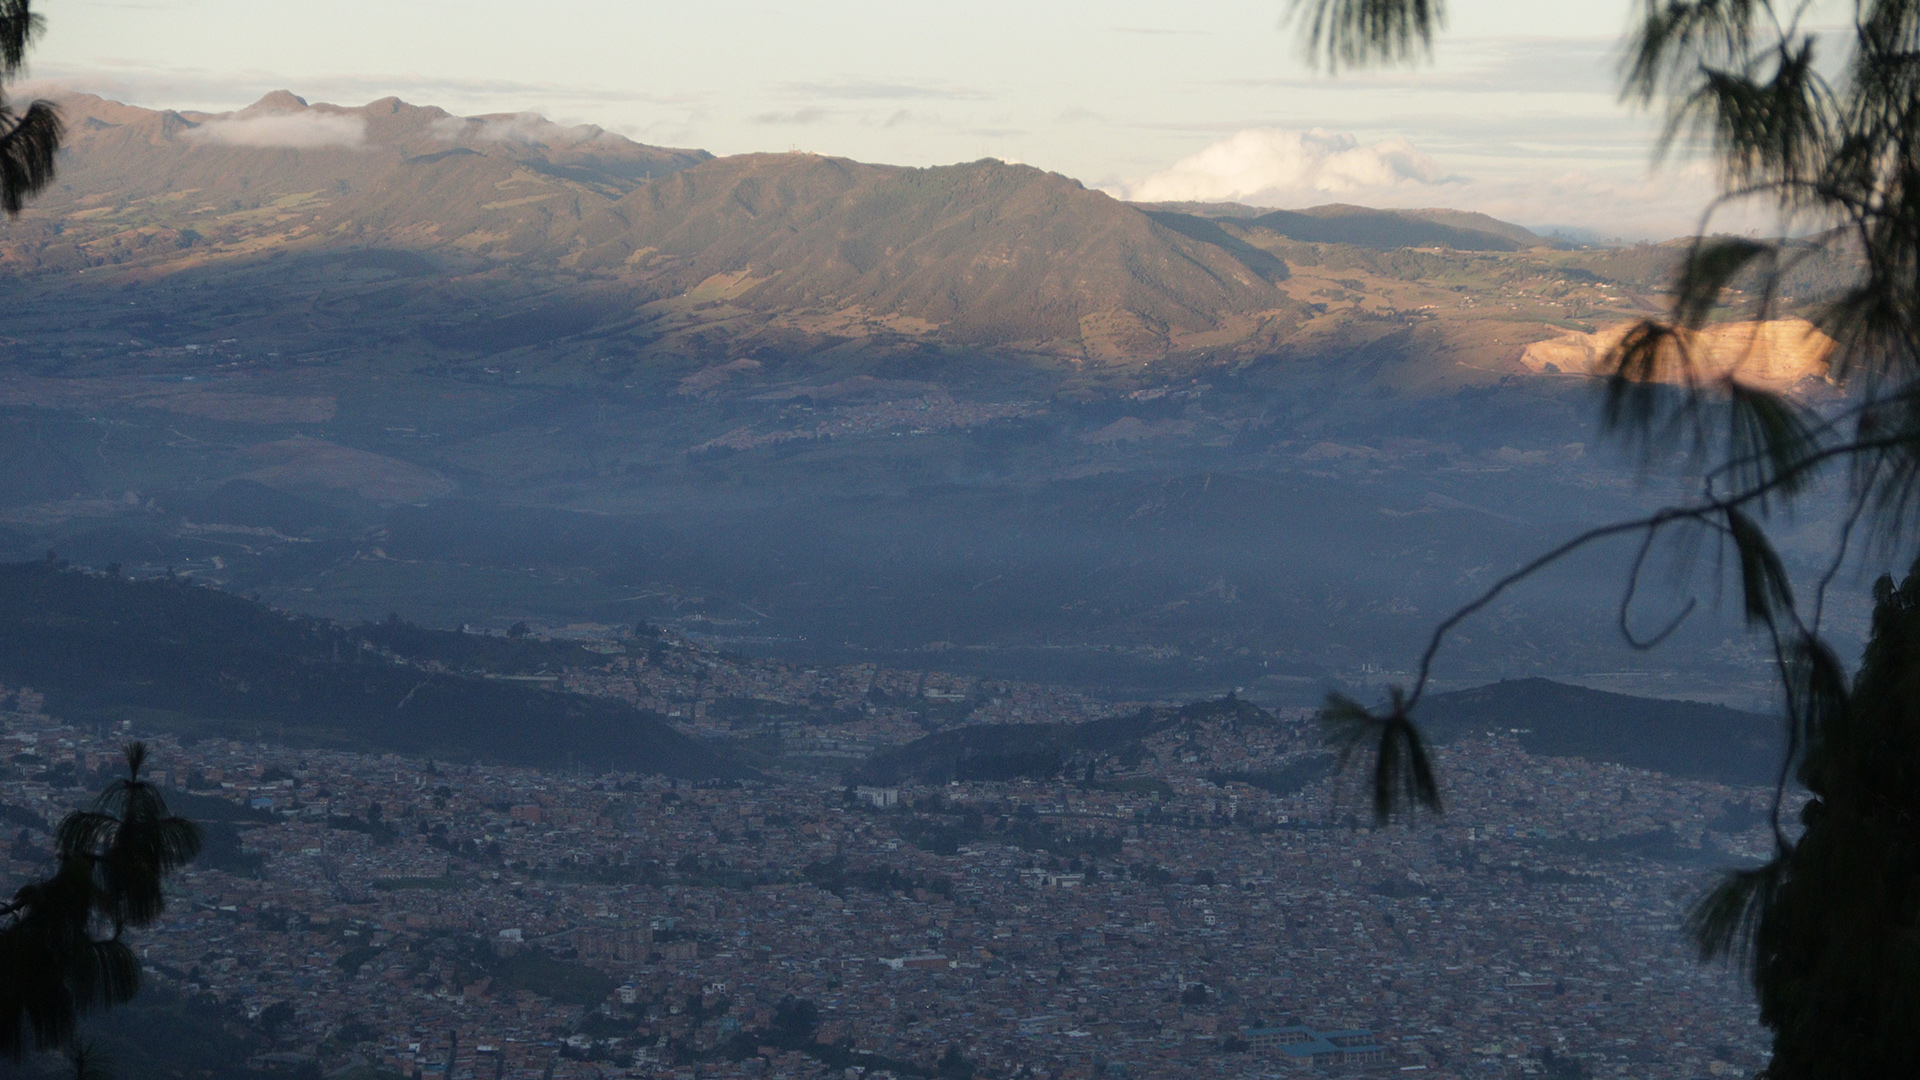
[0, 743, 202, 1064]
[0, 0, 59, 216]
[1288, 0, 1920, 1072]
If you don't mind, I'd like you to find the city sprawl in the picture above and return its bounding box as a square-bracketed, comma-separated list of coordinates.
[0, 630, 1779, 1080]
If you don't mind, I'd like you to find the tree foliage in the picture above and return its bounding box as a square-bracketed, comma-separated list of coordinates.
[0, 0, 60, 216]
[1682, 559, 1920, 1078]
[1289, 0, 1920, 1073]
[0, 744, 202, 1063]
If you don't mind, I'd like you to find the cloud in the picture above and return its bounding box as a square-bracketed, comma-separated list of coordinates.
[749, 107, 830, 126]
[1107, 126, 1773, 238]
[184, 111, 365, 149]
[432, 112, 616, 147]
[777, 80, 986, 101]
[1218, 36, 1618, 97]
[1428, 162, 1790, 241]
[20, 65, 700, 110]
[1120, 128, 1455, 204]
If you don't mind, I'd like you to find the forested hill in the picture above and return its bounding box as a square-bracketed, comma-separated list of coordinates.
[0, 560, 745, 778]
[853, 679, 1786, 792]
[1416, 678, 1785, 787]
[852, 696, 1279, 786]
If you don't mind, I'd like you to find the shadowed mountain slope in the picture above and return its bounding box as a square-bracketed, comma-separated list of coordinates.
[0, 560, 745, 777]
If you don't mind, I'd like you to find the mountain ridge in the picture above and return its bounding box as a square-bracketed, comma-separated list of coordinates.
[1128, 200, 1561, 251]
[850, 677, 1786, 792]
[1417, 677, 1784, 786]
[6, 90, 1655, 372]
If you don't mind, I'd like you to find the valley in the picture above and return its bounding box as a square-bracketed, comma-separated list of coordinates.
[0, 601, 1782, 1080]
[0, 90, 1856, 709]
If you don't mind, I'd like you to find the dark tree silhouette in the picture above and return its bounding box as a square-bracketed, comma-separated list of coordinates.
[936, 1043, 975, 1080]
[1685, 558, 1920, 1077]
[1291, 0, 1920, 1074]
[0, 1, 61, 216]
[61, 1041, 115, 1080]
[769, 996, 820, 1049]
[0, 743, 202, 1063]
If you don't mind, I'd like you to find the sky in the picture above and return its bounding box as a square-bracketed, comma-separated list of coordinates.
[23, 0, 1780, 238]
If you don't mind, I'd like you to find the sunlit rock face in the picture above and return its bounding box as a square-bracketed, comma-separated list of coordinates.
[1520, 318, 1837, 393]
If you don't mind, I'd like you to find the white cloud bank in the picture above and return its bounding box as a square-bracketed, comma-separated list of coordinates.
[1113, 127, 1782, 240]
[1120, 128, 1455, 204]
[186, 112, 366, 149]
[431, 112, 620, 148]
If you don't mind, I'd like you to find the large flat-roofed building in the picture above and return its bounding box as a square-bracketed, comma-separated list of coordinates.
[1242, 1026, 1390, 1069]
[1244, 1026, 1317, 1052]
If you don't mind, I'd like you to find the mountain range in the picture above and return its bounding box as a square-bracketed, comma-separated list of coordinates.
[0, 90, 1858, 705]
[1137, 201, 1564, 251]
[7, 90, 1714, 375]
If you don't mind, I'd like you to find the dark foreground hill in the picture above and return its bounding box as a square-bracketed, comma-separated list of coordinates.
[852, 696, 1277, 785]
[0, 560, 745, 778]
[1417, 677, 1785, 787]
[854, 678, 1785, 792]
[0, 987, 265, 1080]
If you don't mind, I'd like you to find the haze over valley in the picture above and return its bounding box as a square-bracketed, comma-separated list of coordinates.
[0, 38, 1862, 1077]
[0, 90, 1856, 708]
